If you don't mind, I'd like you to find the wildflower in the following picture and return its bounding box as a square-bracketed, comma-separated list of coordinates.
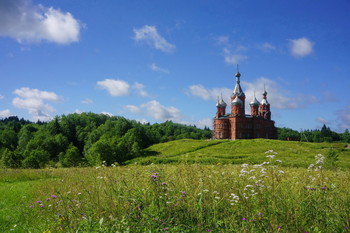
[203, 189, 209, 192]
[36, 201, 42, 204]
[78, 192, 82, 195]
[181, 191, 187, 197]
[29, 205, 34, 208]
[321, 186, 327, 190]
[46, 198, 51, 201]
[257, 212, 263, 217]
[161, 182, 167, 185]
[251, 219, 255, 222]
[214, 196, 220, 200]
[207, 229, 211, 232]
[276, 159, 282, 163]
[266, 154, 275, 159]
[51, 195, 57, 199]
[278, 170, 285, 174]
[39, 204, 44, 208]
[242, 217, 246, 221]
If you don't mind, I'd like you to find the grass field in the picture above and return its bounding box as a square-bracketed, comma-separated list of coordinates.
[128, 139, 350, 168]
[1, 139, 350, 232]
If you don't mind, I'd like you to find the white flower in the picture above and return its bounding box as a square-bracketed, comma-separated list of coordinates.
[276, 160, 282, 163]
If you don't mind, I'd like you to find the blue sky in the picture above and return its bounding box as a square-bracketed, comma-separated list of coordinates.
[0, 0, 350, 132]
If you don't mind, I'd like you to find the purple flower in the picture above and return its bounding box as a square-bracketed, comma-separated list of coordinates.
[29, 205, 34, 208]
[206, 229, 211, 232]
[278, 226, 282, 229]
[51, 195, 57, 199]
[36, 200, 42, 204]
[46, 198, 51, 201]
[321, 187, 327, 190]
[161, 182, 167, 185]
[242, 217, 246, 221]
[257, 212, 263, 217]
[251, 219, 255, 222]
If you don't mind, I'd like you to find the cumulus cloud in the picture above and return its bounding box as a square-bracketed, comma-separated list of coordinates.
[133, 25, 175, 53]
[133, 82, 150, 97]
[316, 117, 330, 125]
[336, 105, 350, 131]
[258, 42, 276, 52]
[289, 37, 314, 57]
[0, 0, 82, 44]
[81, 98, 93, 104]
[150, 63, 169, 73]
[223, 48, 248, 65]
[187, 84, 232, 103]
[188, 77, 318, 110]
[12, 87, 60, 121]
[97, 79, 130, 96]
[0, 109, 12, 118]
[124, 100, 182, 122]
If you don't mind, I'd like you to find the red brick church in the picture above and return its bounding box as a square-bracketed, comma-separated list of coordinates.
[213, 70, 277, 140]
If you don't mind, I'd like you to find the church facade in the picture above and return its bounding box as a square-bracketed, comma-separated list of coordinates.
[213, 71, 277, 140]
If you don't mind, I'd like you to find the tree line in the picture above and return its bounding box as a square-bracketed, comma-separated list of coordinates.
[278, 125, 350, 143]
[0, 113, 212, 168]
[1, 113, 349, 168]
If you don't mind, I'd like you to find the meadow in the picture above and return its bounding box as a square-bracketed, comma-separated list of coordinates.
[1, 139, 350, 232]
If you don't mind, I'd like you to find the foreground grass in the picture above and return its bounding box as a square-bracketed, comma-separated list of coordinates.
[1, 151, 350, 232]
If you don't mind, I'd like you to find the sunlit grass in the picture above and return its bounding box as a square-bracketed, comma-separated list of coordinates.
[2, 149, 350, 232]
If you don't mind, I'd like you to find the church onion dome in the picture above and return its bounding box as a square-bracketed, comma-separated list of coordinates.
[216, 96, 227, 107]
[232, 97, 243, 105]
[261, 98, 269, 105]
[249, 96, 260, 106]
[232, 71, 245, 97]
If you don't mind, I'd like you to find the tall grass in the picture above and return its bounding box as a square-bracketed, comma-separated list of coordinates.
[2, 150, 350, 232]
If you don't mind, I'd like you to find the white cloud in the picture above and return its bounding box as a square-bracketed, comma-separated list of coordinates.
[97, 79, 130, 96]
[81, 98, 93, 104]
[0, 94, 4, 99]
[0, 0, 82, 44]
[0, 109, 12, 118]
[242, 77, 317, 110]
[187, 84, 231, 102]
[188, 77, 318, 110]
[289, 37, 314, 57]
[258, 42, 276, 52]
[316, 117, 330, 125]
[195, 118, 213, 129]
[101, 112, 113, 117]
[124, 105, 141, 114]
[150, 63, 169, 73]
[125, 100, 182, 122]
[216, 36, 230, 46]
[13, 87, 59, 101]
[12, 87, 60, 121]
[336, 105, 350, 131]
[223, 48, 248, 65]
[133, 82, 150, 97]
[133, 25, 175, 53]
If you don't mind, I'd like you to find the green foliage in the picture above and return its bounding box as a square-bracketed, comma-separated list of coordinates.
[60, 144, 81, 167]
[0, 113, 212, 168]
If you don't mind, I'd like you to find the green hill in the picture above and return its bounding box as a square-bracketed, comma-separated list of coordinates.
[127, 139, 350, 168]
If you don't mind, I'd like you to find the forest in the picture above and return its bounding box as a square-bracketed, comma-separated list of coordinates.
[0, 113, 349, 168]
[0, 113, 211, 168]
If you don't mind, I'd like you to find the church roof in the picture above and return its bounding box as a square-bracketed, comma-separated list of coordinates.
[232, 71, 245, 97]
[216, 95, 227, 107]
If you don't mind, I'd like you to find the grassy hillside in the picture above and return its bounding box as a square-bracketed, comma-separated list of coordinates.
[127, 139, 350, 168]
